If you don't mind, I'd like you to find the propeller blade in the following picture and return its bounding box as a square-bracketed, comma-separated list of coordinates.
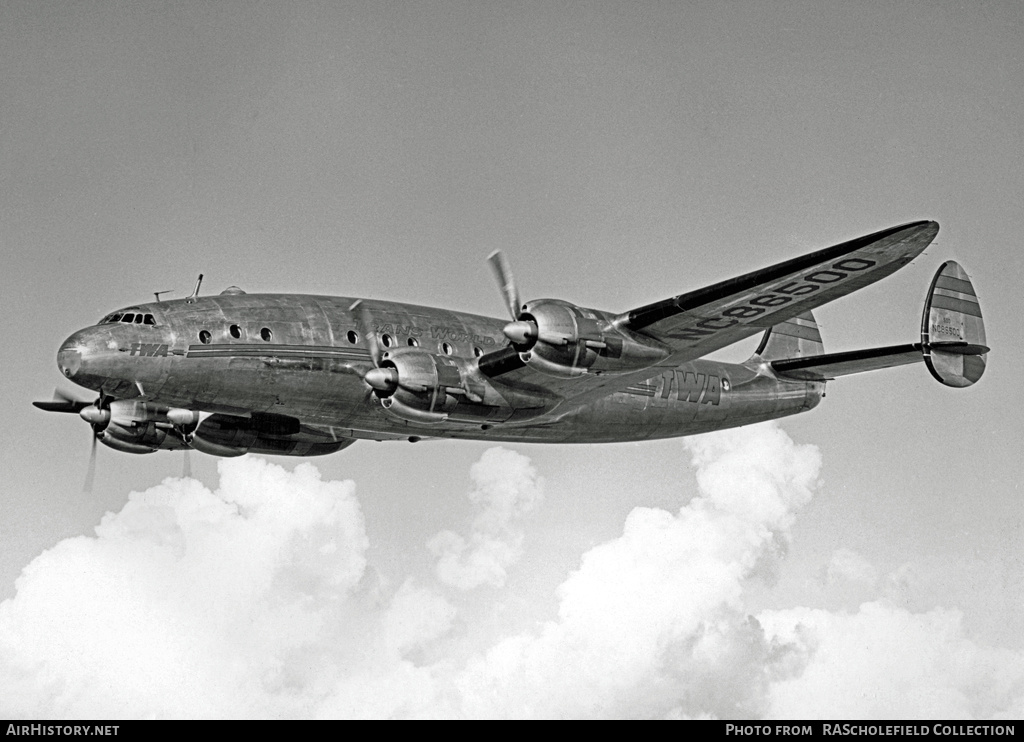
[351, 300, 383, 367]
[33, 389, 91, 414]
[83, 434, 98, 493]
[487, 250, 522, 321]
[182, 449, 192, 479]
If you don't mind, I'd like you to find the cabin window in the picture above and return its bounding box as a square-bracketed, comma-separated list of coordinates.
[260, 327, 273, 342]
[347, 330, 358, 344]
[441, 342, 454, 356]
[121, 313, 135, 323]
[134, 314, 144, 324]
[199, 330, 211, 344]
[473, 346, 483, 357]
[407, 337, 419, 347]
[143, 314, 155, 325]
[229, 324, 241, 339]
[381, 334, 394, 348]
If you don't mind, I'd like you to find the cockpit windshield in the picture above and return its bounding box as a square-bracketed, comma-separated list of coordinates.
[100, 310, 156, 325]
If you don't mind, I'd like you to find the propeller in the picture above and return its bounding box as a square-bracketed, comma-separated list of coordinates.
[78, 395, 110, 492]
[34, 390, 103, 489]
[350, 300, 398, 394]
[35, 391, 110, 492]
[487, 250, 542, 347]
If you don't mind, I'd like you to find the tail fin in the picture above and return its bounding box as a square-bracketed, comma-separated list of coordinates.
[752, 311, 823, 361]
[921, 261, 988, 387]
[769, 261, 988, 386]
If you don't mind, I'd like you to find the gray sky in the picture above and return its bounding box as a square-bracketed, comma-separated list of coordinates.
[1, 1, 1022, 718]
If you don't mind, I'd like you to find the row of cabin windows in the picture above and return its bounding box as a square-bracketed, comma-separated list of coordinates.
[197, 324, 485, 357]
[198, 325, 271, 344]
[101, 312, 156, 325]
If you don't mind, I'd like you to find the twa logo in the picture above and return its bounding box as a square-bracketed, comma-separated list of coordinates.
[129, 342, 169, 357]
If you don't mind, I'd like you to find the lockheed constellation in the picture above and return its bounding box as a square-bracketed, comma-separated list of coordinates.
[36, 221, 987, 477]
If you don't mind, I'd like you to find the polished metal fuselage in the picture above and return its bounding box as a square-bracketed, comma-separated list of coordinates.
[58, 293, 823, 446]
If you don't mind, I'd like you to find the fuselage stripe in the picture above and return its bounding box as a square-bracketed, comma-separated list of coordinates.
[186, 344, 372, 360]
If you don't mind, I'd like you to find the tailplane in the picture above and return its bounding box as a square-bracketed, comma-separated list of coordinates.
[768, 261, 988, 387]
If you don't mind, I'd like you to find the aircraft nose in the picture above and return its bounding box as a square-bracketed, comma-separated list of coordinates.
[57, 338, 83, 379]
[58, 328, 108, 380]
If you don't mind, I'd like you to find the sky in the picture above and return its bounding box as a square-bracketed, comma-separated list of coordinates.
[1, 0, 1022, 719]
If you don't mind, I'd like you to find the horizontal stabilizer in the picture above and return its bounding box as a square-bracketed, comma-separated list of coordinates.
[772, 344, 923, 381]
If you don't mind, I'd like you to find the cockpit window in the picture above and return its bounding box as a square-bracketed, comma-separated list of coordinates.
[99, 311, 157, 325]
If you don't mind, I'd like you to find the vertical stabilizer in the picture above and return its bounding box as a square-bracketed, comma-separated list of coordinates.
[921, 261, 988, 387]
[752, 311, 823, 361]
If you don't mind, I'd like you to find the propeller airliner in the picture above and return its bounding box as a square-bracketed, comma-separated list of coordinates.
[35, 221, 988, 473]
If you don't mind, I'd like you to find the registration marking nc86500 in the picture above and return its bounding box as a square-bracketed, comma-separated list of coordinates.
[672, 258, 877, 342]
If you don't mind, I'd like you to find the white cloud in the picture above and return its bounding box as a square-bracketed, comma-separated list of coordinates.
[0, 457, 452, 719]
[428, 447, 544, 590]
[825, 547, 879, 588]
[760, 602, 1024, 719]
[456, 423, 822, 719]
[2, 426, 1021, 719]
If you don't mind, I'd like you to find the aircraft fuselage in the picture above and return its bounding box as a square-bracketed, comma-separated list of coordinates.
[57, 292, 822, 449]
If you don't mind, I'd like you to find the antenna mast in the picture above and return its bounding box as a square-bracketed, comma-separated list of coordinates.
[186, 274, 204, 303]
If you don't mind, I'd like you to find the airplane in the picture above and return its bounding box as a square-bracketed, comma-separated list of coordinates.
[35, 220, 988, 473]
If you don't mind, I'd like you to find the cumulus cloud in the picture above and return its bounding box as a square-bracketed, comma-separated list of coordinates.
[2, 425, 1022, 719]
[825, 547, 879, 588]
[456, 423, 822, 718]
[0, 458, 453, 719]
[428, 447, 543, 590]
[761, 603, 1024, 719]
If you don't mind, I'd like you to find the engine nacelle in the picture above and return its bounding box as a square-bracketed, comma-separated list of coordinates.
[96, 400, 197, 453]
[372, 348, 523, 425]
[99, 427, 159, 454]
[515, 299, 668, 378]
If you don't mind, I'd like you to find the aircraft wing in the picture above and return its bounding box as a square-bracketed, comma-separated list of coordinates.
[619, 220, 937, 353]
[484, 220, 939, 414]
